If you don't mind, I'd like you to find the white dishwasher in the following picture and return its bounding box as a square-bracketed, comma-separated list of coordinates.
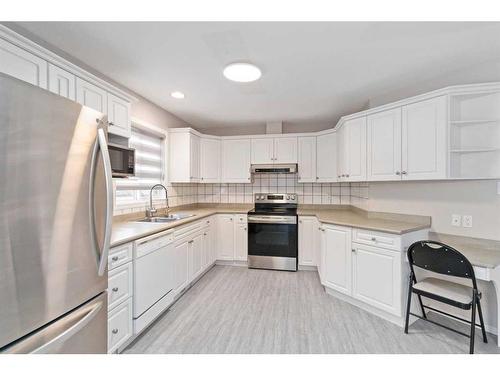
[133, 230, 175, 334]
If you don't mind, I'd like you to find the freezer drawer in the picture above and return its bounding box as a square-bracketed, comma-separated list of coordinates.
[1, 292, 107, 354]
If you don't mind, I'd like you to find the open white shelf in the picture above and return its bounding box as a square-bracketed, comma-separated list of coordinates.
[449, 90, 500, 179]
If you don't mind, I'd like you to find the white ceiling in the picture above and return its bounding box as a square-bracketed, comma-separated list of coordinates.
[10, 22, 500, 129]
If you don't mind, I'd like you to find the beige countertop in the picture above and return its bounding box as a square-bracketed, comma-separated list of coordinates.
[428, 232, 500, 269]
[111, 204, 251, 247]
[111, 204, 431, 247]
[297, 206, 431, 235]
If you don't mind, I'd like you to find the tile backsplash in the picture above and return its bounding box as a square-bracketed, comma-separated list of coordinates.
[114, 174, 369, 216]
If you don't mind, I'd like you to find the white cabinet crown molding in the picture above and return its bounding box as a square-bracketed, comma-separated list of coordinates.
[0, 24, 137, 103]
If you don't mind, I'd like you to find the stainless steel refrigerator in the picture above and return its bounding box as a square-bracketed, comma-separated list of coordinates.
[0, 73, 113, 353]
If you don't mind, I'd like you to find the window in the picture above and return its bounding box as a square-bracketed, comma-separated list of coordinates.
[115, 124, 166, 205]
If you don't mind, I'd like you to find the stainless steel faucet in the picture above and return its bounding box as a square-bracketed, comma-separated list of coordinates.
[146, 184, 169, 217]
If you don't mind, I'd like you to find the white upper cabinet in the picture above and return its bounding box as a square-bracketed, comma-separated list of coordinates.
[76, 77, 108, 114]
[48, 64, 76, 100]
[297, 136, 317, 183]
[367, 108, 402, 181]
[340, 117, 367, 182]
[200, 137, 221, 183]
[221, 139, 251, 183]
[107, 93, 131, 138]
[316, 132, 338, 182]
[402, 96, 447, 180]
[189, 135, 201, 183]
[251, 137, 297, 164]
[0, 38, 47, 89]
[169, 131, 200, 183]
[274, 137, 298, 163]
[321, 224, 352, 295]
[251, 138, 274, 164]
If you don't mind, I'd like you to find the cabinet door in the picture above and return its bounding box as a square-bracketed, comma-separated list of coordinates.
[189, 135, 201, 182]
[251, 138, 274, 164]
[297, 137, 317, 183]
[192, 233, 204, 279]
[200, 137, 220, 183]
[221, 139, 251, 183]
[402, 96, 447, 180]
[234, 223, 248, 261]
[352, 244, 402, 316]
[0, 38, 48, 89]
[48, 64, 76, 100]
[322, 225, 352, 295]
[316, 132, 338, 182]
[169, 132, 191, 183]
[367, 108, 402, 181]
[173, 240, 189, 293]
[216, 215, 235, 260]
[274, 137, 298, 163]
[202, 229, 212, 269]
[76, 77, 107, 114]
[298, 216, 318, 266]
[107, 93, 131, 138]
[344, 116, 367, 182]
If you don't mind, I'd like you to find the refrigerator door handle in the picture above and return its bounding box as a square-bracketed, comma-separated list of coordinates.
[3, 297, 104, 354]
[90, 126, 113, 276]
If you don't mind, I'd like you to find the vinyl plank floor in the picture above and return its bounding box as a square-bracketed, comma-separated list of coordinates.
[124, 265, 500, 354]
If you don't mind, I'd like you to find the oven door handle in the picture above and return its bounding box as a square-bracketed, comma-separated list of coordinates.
[247, 216, 297, 224]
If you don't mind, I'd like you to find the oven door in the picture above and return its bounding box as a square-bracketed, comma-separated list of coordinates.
[247, 215, 297, 271]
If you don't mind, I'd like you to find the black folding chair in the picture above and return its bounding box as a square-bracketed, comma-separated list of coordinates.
[404, 240, 487, 354]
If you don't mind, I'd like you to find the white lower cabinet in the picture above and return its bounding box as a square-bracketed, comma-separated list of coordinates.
[107, 297, 133, 354]
[320, 224, 352, 295]
[352, 243, 402, 316]
[234, 222, 248, 262]
[216, 214, 235, 260]
[107, 243, 134, 353]
[172, 240, 189, 295]
[298, 216, 319, 266]
[188, 232, 204, 281]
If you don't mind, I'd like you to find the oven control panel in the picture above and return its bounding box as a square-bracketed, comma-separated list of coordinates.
[254, 193, 297, 203]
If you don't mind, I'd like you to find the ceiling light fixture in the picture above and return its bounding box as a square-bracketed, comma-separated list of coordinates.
[171, 91, 185, 99]
[223, 62, 262, 82]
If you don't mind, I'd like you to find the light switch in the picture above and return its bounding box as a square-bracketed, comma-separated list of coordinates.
[463, 215, 473, 228]
[451, 214, 461, 227]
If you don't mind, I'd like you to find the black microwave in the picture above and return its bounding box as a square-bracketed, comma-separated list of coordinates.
[108, 143, 135, 178]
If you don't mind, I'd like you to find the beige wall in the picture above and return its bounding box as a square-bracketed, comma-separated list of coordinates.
[354, 180, 500, 241]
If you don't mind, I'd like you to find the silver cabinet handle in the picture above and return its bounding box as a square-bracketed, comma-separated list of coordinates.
[316, 176, 319, 179]
[89, 126, 113, 277]
[108, 121, 114, 126]
[244, 227, 247, 231]
[346, 174, 350, 178]
[112, 329, 118, 334]
[204, 233, 207, 236]
[352, 248, 356, 253]
[395, 171, 401, 175]
[371, 237, 377, 241]
[401, 171, 407, 175]
[112, 287, 119, 292]
[112, 256, 119, 261]
[188, 240, 194, 244]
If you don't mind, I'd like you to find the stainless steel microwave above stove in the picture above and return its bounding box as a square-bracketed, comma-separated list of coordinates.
[247, 193, 298, 272]
[108, 143, 135, 177]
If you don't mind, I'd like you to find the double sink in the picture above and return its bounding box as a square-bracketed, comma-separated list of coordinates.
[136, 213, 195, 223]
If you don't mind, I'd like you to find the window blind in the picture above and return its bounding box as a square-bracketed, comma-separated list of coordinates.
[115, 126, 164, 191]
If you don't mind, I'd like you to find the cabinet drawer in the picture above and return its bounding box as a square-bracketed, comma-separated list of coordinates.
[352, 229, 401, 251]
[108, 262, 133, 311]
[108, 298, 133, 353]
[235, 214, 247, 223]
[174, 219, 204, 241]
[135, 230, 174, 258]
[108, 242, 133, 270]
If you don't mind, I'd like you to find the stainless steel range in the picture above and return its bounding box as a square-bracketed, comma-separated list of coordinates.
[247, 193, 298, 272]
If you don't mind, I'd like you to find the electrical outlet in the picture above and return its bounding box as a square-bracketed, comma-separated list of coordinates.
[463, 215, 473, 228]
[451, 214, 461, 227]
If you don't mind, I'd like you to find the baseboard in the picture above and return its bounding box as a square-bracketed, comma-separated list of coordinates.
[298, 265, 317, 271]
[215, 260, 248, 267]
